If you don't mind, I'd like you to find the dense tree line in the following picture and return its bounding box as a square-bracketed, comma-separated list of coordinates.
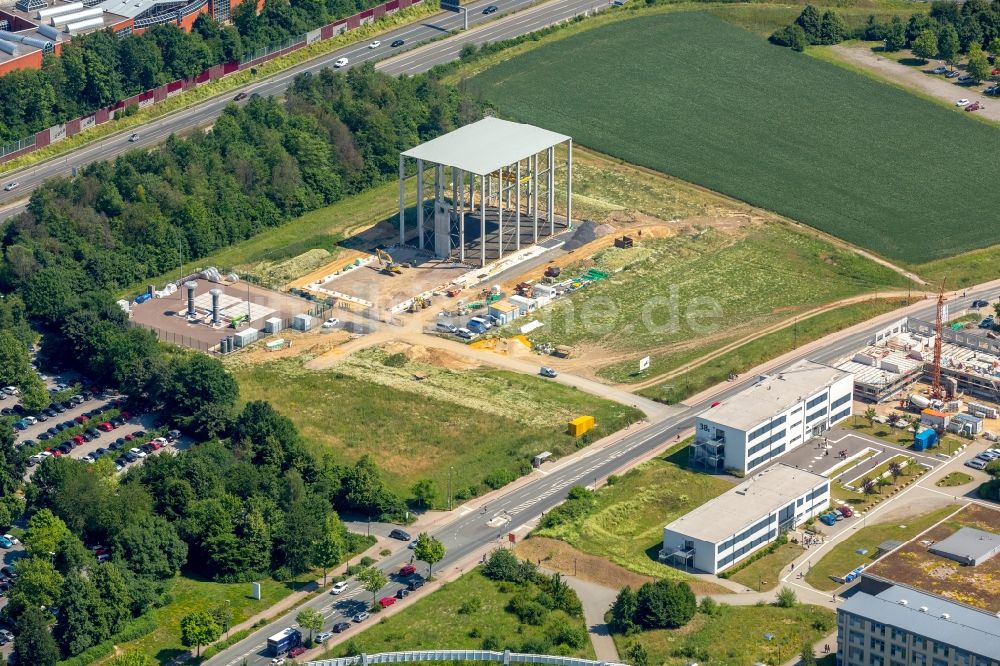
[772, 0, 1000, 66]
[0, 0, 394, 143]
[2, 66, 475, 299]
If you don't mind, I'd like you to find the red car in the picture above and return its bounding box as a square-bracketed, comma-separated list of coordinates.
[124, 433, 135, 441]
[379, 596, 396, 608]
[98, 422, 113, 432]
[148, 441, 162, 451]
[50, 449, 62, 457]
[966, 101, 983, 112]
[289, 646, 306, 658]
[399, 564, 416, 576]
[837, 506, 854, 518]
[75, 414, 90, 424]
[72, 435, 85, 446]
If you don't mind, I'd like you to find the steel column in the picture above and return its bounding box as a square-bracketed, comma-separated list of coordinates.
[416, 158, 424, 250]
[480, 173, 487, 268]
[547, 146, 555, 235]
[498, 167, 503, 260]
[567, 139, 573, 231]
[515, 160, 521, 251]
[398, 154, 405, 245]
[459, 170, 465, 264]
[532, 153, 538, 243]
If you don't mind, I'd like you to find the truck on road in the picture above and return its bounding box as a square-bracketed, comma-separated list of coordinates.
[267, 628, 301, 656]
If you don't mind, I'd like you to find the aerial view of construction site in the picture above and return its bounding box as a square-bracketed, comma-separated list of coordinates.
[9, 12, 1000, 659]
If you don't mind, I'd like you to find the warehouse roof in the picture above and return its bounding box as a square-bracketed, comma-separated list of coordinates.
[840, 585, 1000, 658]
[401, 117, 569, 176]
[96, 0, 184, 19]
[663, 464, 827, 543]
[697, 360, 851, 431]
[929, 527, 1000, 566]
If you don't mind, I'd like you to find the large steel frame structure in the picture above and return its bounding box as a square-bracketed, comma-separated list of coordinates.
[398, 117, 573, 267]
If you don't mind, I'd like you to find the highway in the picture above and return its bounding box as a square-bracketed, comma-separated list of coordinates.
[207, 285, 1000, 666]
[0, 0, 609, 222]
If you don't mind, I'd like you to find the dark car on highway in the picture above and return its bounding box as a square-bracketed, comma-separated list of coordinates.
[972, 299, 990, 308]
[483, 4, 497, 12]
[234, 92, 248, 101]
[391, 39, 405, 47]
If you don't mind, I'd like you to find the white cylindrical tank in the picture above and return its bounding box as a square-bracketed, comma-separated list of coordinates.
[909, 394, 931, 410]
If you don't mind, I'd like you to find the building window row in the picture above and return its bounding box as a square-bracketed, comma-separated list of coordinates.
[716, 528, 777, 569]
[719, 515, 772, 554]
[806, 405, 828, 423]
[831, 393, 851, 410]
[747, 443, 786, 470]
[831, 407, 851, 423]
[747, 429, 786, 456]
[748, 415, 787, 442]
[807, 483, 829, 501]
[806, 392, 828, 409]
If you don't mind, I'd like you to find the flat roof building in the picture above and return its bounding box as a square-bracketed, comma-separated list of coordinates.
[660, 463, 829, 574]
[838, 583, 1000, 666]
[928, 527, 1000, 567]
[691, 359, 854, 474]
[399, 117, 573, 267]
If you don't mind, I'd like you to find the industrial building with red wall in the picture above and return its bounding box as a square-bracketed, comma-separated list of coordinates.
[0, 0, 249, 75]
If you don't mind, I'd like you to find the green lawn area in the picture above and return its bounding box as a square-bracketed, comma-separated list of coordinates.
[522, 222, 909, 379]
[467, 11, 1000, 264]
[614, 603, 836, 666]
[319, 569, 594, 658]
[936, 471, 974, 487]
[635, 297, 910, 400]
[804, 504, 958, 590]
[231, 355, 641, 504]
[709, 3, 918, 37]
[534, 442, 733, 581]
[843, 454, 913, 488]
[726, 542, 804, 592]
[109, 573, 313, 664]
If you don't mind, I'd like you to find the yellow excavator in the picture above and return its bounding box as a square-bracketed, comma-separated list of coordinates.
[375, 248, 402, 276]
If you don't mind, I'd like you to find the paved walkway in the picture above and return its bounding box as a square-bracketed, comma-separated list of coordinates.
[559, 574, 621, 662]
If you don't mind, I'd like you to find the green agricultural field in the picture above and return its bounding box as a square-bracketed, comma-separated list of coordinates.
[614, 602, 836, 666]
[319, 569, 594, 658]
[467, 11, 1000, 263]
[232, 355, 641, 504]
[522, 222, 909, 375]
[535, 442, 733, 581]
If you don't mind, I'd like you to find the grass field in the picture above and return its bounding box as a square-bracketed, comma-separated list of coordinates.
[534, 442, 733, 583]
[319, 569, 595, 658]
[726, 542, 804, 592]
[936, 471, 974, 487]
[232, 356, 641, 504]
[635, 297, 910, 400]
[614, 603, 835, 666]
[467, 11, 1000, 263]
[804, 504, 958, 590]
[110, 573, 313, 664]
[524, 222, 909, 377]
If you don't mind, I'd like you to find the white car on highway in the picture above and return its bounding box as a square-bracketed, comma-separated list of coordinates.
[331, 580, 349, 595]
[956, 98, 971, 107]
[334, 57, 349, 68]
[369, 40, 381, 49]
[3, 182, 17, 191]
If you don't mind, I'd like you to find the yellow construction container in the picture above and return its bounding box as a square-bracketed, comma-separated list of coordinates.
[567, 415, 595, 437]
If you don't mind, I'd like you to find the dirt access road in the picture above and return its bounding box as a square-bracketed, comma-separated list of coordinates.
[830, 44, 1000, 121]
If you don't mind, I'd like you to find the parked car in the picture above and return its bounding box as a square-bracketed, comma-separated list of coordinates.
[0, 537, 13, 549]
[391, 39, 405, 47]
[946, 70, 961, 78]
[966, 458, 987, 470]
[932, 65, 948, 74]
[819, 512, 838, 526]
[334, 57, 349, 68]
[289, 647, 306, 658]
[957, 74, 975, 83]
[353, 611, 369, 623]
[322, 317, 341, 329]
[966, 101, 983, 112]
[539, 366, 558, 378]
[837, 506, 854, 518]
[389, 528, 411, 541]
[129, 447, 147, 459]
[455, 328, 475, 340]
[407, 576, 425, 591]
[436, 321, 458, 333]
[331, 580, 349, 595]
[395, 587, 410, 599]
[332, 622, 352, 633]
[956, 98, 971, 107]
[399, 564, 416, 576]
[316, 631, 333, 643]
[379, 596, 396, 608]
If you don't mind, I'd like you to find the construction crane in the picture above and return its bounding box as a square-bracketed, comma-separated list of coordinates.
[375, 248, 402, 276]
[931, 280, 946, 399]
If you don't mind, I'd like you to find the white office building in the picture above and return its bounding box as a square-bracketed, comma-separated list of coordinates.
[660, 463, 830, 574]
[690, 360, 854, 474]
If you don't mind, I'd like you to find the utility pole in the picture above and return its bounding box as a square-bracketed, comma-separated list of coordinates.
[448, 466, 453, 511]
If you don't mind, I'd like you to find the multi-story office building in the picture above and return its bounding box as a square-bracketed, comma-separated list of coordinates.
[690, 359, 854, 474]
[838, 582, 1000, 666]
[659, 463, 829, 574]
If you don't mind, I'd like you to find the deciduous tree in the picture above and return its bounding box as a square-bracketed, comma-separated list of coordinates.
[911, 29, 939, 61]
[296, 607, 324, 643]
[180, 610, 221, 658]
[357, 566, 388, 608]
[414, 532, 445, 579]
[13, 605, 58, 666]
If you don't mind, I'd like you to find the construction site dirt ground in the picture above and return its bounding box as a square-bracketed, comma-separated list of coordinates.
[317, 248, 468, 309]
[130, 279, 315, 349]
[871, 379, 1000, 436]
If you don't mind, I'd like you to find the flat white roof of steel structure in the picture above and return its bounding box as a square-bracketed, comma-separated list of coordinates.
[663, 463, 827, 543]
[401, 117, 569, 176]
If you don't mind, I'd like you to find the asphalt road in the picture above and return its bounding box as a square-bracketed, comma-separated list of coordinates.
[209, 286, 1000, 666]
[0, 0, 609, 222]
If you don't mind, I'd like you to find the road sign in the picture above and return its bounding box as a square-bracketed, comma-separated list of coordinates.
[508, 532, 516, 543]
[638, 356, 650, 372]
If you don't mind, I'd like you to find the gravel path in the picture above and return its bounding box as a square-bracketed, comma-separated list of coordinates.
[829, 45, 1000, 121]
